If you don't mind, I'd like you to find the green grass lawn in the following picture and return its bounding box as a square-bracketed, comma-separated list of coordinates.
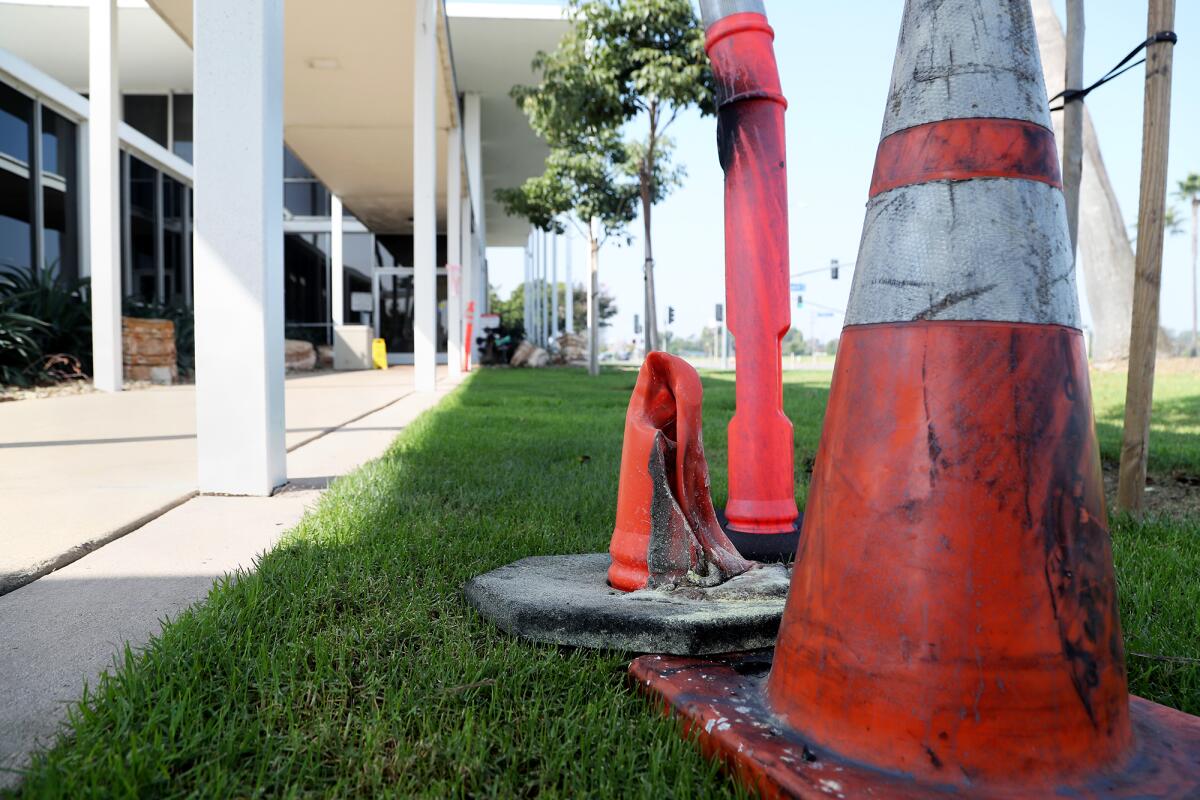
[8, 367, 1200, 798]
[1091, 370, 1200, 475]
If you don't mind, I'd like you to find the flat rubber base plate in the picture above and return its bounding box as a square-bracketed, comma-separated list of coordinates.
[464, 553, 790, 655]
[630, 650, 1200, 799]
[716, 509, 803, 562]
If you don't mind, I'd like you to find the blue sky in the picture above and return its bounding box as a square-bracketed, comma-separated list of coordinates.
[486, 1, 1200, 346]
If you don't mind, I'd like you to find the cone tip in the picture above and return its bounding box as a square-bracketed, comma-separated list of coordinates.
[881, 0, 1051, 139]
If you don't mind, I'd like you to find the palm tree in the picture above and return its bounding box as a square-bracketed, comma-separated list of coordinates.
[1177, 173, 1200, 356]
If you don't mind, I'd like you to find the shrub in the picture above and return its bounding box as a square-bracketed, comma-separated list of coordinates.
[0, 268, 92, 387]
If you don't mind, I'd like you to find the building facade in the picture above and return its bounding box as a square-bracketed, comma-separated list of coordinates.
[0, 0, 564, 493]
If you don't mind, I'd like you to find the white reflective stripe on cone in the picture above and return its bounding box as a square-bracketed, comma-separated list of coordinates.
[846, 178, 1079, 328]
[882, 0, 1052, 139]
[698, 0, 765, 26]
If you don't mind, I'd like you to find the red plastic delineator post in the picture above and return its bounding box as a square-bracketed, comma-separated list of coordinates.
[608, 352, 751, 592]
[463, 300, 475, 372]
[706, 11, 799, 552]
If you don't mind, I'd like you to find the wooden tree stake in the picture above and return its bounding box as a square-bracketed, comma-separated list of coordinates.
[1062, 0, 1085, 252]
[1117, 0, 1177, 512]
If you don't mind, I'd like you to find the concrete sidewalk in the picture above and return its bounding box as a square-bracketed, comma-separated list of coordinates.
[0, 367, 434, 595]
[0, 373, 463, 788]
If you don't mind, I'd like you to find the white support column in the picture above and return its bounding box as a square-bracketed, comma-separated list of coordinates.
[193, 0, 285, 495]
[331, 194, 344, 326]
[153, 170, 164, 302]
[534, 229, 542, 345]
[413, 0, 438, 393]
[120, 151, 131, 293]
[77, 121, 91, 281]
[524, 231, 531, 338]
[31, 100, 44, 275]
[181, 187, 191, 307]
[535, 231, 540, 344]
[472, 235, 482, 316]
[463, 93, 483, 243]
[89, 0, 121, 392]
[456, 195, 470, 364]
[540, 228, 549, 346]
[460, 193, 473, 366]
[564, 229, 574, 334]
[446, 122, 463, 378]
[551, 231, 559, 341]
[463, 92, 484, 342]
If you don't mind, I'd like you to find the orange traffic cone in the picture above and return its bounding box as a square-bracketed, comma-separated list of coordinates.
[630, 0, 1200, 796]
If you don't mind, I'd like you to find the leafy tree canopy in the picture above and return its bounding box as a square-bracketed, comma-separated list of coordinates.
[488, 282, 617, 334]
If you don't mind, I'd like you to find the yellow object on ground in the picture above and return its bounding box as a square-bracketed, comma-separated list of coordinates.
[372, 338, 388, 369]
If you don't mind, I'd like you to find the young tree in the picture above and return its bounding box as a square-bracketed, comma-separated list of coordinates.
[512, 0, 713, 354]
[488, 280, 618, 335]
[1177, 173, 1200, 356]
[496, 143, 637, 375]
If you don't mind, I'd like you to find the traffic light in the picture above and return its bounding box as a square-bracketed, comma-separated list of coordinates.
[830, 258, 840, 280]
[668, 306, 675, 324]
[796, 294, 804, 309]
[715, 303, 724, 322]
[634, 314, 641, 334]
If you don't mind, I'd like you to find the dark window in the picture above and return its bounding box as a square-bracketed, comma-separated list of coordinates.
[284, 232, 330, 342]
[375, 272, 448, 354]
[129, 156, 155, 215]
[374, 234, 447, 268]
[123, 94, 168, 147]
[0, 83, 32, 275]
[0, 166, 31, 275]
[283, 146, 329, 217]
[283, 182, 328, 217]
[0, 82, 31, 164]
[343, 232, 373, 322]
[126, 156, 157, 301]
[41, 107, 78, 281]
[284, 147, 314, 179]
[163, 176, 186, 304]
[374, 234, 407, 267]
[171, 93, 192, 163]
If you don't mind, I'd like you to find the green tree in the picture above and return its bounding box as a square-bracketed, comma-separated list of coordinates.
[488, 281, 617, 335]
[510, 0, 714, 354]
[781, 328, 806, 356]
[1177, 173, 1200, 356]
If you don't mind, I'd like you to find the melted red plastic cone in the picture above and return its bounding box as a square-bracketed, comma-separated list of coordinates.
[609, 353, 752, 592]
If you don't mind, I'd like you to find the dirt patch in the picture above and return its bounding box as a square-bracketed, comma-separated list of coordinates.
[1102, 462, 1200, 519]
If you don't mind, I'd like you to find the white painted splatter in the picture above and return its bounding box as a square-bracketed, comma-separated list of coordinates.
[818, 778, 843, 795]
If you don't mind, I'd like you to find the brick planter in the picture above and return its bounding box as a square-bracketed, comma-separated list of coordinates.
[122, 317, 177, 384]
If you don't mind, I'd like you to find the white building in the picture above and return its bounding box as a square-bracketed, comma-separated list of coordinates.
[0, 0, 564, 493]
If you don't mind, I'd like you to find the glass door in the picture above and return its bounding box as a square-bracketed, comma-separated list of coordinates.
[371, 267, 449, 365]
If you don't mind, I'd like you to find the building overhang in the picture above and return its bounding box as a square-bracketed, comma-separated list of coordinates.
[0, 0, 568, 244]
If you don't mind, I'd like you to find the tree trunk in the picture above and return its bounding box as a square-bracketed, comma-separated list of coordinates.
[641, 184, 659, 353]
[588, 217, 600, 377]
[1033, 0, 1150, 362]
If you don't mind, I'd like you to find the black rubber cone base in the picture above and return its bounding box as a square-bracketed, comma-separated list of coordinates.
[717, 509, 802, 562]
[464, 553, 789, 655]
